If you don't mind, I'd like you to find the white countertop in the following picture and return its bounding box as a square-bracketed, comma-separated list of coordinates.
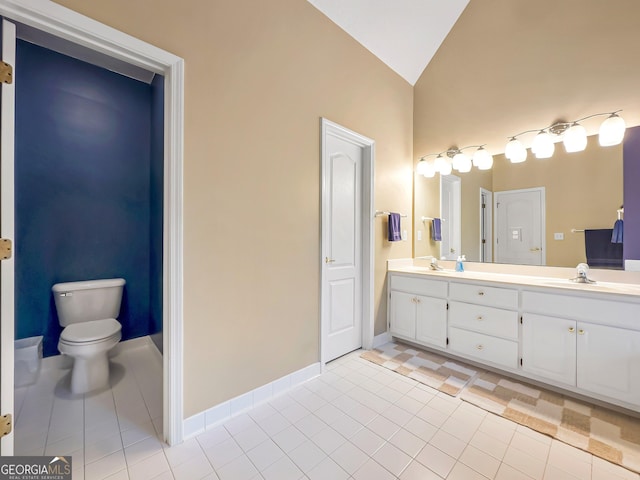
[388, 264, 640, 297]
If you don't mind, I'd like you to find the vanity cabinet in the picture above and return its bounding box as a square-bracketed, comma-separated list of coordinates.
[576, 322, 640, 404]
[521, 313, 577, 386]
[448, 282, 519, 369]
[522, 290, 640, 406]
[387, 270, 640, 411]
[388, 275, 447, 348]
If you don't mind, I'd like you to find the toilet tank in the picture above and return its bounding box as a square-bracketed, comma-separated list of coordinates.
[52, 278, 126, 326]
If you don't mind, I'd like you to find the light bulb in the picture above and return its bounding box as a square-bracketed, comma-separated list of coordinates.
[452, 152, 469, 171]
[457, 154, 472, 173]
[434, 155, 448, 173]
[423, 162, 436, 178]
[439, 158, 453, 176]
[505, 138, 527, 163]
[532, 131, 554, 159]
[473, 147, 493, 170]
[599, 114, 626, 146]
[563, 123, 587, 153]
[416, 158, 429, 176]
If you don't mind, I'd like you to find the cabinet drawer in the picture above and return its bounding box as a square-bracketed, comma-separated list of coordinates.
[449, 327, 519, 369]
[450, 282, 518, 310]
[449, 301, 518, 339]
[522, 291, 640, 329]
[390, 275, 448, 298]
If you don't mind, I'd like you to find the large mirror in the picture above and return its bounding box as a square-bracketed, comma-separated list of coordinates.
[414, 135, 623, 268]
[411, 0, 639, 269]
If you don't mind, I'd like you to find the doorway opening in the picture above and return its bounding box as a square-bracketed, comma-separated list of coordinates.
[440, 175, 461, 260]
[0, 0, 184, 455]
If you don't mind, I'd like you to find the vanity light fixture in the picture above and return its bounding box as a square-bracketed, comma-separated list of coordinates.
[505, 110, 626, 162]
[531, 130, 555, 159]
[473, 146, 494, 170]
[599, 112, 626, 146]
[417, 145, 493, 177]
[505, 137, 527, 163]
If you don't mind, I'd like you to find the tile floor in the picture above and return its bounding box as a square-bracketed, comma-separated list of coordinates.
[14, 345, 640, 480]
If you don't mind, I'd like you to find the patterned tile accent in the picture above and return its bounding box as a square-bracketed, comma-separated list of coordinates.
[361, 342, 478, 396]
[363, 342, 640, 475]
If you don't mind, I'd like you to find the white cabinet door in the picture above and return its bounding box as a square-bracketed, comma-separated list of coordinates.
[577, 322, 640, 405]
[389, 291, 416, 339]
[416, 295, 447, 348]
[521, 313, 577, 386]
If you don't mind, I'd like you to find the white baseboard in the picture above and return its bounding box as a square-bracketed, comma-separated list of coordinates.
[183, 362, 322, 440]
[372, 331, 392, 348]
[625, 259, 640, 271]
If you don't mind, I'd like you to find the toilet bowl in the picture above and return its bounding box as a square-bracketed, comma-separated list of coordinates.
[58, 318, 122, 394]
[52, 278, 126, 394]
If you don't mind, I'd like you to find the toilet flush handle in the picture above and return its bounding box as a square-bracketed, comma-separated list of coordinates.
[59, 292, 73, 297]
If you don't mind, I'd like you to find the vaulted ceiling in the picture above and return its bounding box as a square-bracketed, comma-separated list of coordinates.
[306, 0, 470, 85]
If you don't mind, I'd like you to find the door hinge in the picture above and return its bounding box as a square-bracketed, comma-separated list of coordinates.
[446, 337, 449, 345]
[520, 358, 523, 366]
[446, 302, 449, 310]
[520, 316, 523, 324]
[0, 238, 12, 260]
[0, 414, 12, 438]
[0, 62, 13, 84]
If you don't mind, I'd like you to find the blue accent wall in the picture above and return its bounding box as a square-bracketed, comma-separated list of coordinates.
[624, 125, 640, 262]
[15, 40, 163, 357]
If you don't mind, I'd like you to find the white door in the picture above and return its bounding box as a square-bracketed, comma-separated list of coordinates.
[494, 188, 545, 265]
[0, 18, 16, 456]
[577, 322, 640, 404]
[521, 314, 576, 386]
[321, 121, 371, 363]
[480, 188, 492, 262]
[440, 175, 461, 260]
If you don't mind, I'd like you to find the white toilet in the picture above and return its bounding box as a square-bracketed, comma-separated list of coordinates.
[52, 278, 125, 394]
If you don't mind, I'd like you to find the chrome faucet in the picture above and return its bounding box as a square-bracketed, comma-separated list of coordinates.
[429, 257, 443, 271]
[571, 263, 596, 284]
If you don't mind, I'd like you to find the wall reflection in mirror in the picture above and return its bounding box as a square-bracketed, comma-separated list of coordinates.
[414, 133, 624, 268]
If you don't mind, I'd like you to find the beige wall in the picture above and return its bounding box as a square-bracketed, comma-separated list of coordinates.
[493, 136, 622, 267]
[413, 0, 638, 267]
[53, 0, 413, 417]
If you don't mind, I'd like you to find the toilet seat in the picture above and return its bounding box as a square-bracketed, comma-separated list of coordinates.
[60, 318, 121, 344]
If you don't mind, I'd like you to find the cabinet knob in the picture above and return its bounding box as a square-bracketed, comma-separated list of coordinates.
[578, 329, 585, 335]
[476, 344, 484, 350]
[478, 291, 485, 296]
[477, 316, 483, 321]
[568, 327, 575, 333]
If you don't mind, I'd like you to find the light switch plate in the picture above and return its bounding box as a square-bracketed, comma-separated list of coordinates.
[554, 232, 564, 240]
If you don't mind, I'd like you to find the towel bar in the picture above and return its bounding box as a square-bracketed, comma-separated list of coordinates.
[375, 211, 407, 218]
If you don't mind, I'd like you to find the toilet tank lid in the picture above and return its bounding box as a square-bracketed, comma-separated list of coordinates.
[52, 278, 126, 293]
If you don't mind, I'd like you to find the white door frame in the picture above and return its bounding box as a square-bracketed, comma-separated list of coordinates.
[479, 188, 493, 262]
[320, 118, 374, 367]
[494, 187, 546, 266]
[0, 0, 184, 450]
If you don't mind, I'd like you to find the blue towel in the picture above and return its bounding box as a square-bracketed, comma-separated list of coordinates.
[611, 219, 623, 243]
[431, 218, 442, 241]
[388, 213, 401, 242]
[585, 229, 623, 269]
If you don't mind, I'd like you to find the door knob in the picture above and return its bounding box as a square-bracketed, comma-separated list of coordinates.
[325, 257, 335, 264]
[530, 247, 541, 252]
